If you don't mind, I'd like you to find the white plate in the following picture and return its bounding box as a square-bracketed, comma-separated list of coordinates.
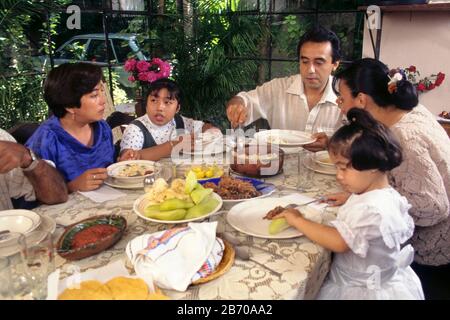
[103, 176, 143, 190]
[0, 215, 55, 257]
[107, 160, 160, 185]
[226, 197, 322, 239]
[254, 130, 316, 147]
[133, 192, 223, 224]
[0, 210, 41, 234]
[314, 151, 335, 167]
[304, 154, 337, 175]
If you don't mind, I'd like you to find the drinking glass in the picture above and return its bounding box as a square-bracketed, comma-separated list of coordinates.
[143, 160, 176, 192]
[0, 257, 11, 299]
[0, 232, 31, 299]
[297, 150, 315, 191]
[20, 231, 55, 300]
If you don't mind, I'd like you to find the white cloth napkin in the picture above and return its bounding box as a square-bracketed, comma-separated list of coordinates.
[78, 185, 126, 203]
[125, 222, 221, 292]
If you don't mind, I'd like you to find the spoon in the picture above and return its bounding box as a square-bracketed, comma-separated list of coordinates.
[220, 232, 286, 260]
[234, 246, 283, 278]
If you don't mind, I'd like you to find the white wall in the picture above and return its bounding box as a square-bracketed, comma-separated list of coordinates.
[363, 11, 450, 115]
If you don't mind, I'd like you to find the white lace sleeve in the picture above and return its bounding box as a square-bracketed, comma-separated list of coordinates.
[330, 203, 381, 258]
[389, 142, 450, 227]
[120, 123, 145, 151]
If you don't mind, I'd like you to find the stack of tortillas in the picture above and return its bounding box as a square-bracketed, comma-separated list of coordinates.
[58, 276, 169, 300]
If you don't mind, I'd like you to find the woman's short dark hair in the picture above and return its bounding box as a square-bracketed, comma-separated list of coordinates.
[328, 108, 403, 172]
[44, 63, 103, 118]
[332, 58, 418, 111]
[297, 25, 341, 63]
[145, 78, 182, 105]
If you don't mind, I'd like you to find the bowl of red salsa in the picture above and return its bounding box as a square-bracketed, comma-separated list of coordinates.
[56, 215, 127, 261]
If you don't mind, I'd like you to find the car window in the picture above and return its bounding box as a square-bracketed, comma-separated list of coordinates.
[56, 39, 88, 60]
[112, 39, 133, 63]
[85, 39, 116, 63]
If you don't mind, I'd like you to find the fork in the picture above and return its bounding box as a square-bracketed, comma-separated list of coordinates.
[284, 196, 325, 209]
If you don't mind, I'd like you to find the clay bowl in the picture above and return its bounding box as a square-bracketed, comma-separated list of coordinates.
[56, 215, 127, 261]
[230, 143, 284, 178]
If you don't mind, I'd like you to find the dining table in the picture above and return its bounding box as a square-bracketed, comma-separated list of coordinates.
[34, 152, 342, 300]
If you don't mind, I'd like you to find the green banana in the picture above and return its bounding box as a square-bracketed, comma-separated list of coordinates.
[268, 218, 290, 235]
[190, 188, 213, 205]
[160, 198, 195, 211]
[185, 196, 219, 219]
[185, 171, 198, 194]
[145, 208, 187, 221]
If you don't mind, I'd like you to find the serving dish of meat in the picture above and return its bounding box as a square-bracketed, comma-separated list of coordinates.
[200, 176, 276, 203]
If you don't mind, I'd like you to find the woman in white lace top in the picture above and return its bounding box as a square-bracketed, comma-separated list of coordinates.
[326, 58, 450, 299]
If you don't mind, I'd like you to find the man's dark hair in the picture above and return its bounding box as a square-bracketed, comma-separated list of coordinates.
[44, 63, 103, 118]
[297, 25, 341, 63]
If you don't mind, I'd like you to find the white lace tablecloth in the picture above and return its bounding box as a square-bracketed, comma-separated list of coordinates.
[34, 154, 341, 300]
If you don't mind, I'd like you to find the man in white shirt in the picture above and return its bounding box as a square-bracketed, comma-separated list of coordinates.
[226, 26, 342, 152]
[0, 128, 68, 210]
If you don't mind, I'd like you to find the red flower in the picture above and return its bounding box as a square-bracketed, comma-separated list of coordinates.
[417, 83, 426, 92]
[408, 65, 416, 73]
[435, 72, 445, 86]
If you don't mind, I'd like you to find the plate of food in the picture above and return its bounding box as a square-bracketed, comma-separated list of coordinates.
[303, 154, 337, 175]
[107, 160, 160, 186]
[226, 197, 322, 239]
[56, 215, 127, 261]
[254, 130, 316, 148]
[314, 151, 335, 168]
[133, 192, 223, 224]
[199, 176, 276, 203]
[134, 174, 223, 224]
[0, 209, 41, 235]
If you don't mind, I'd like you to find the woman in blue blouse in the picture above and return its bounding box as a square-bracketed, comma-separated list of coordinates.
[26, 63, 114, 192]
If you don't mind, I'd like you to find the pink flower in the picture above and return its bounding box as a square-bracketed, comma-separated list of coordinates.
[128, 75, 135, 82]
[136, 60, 151, 73]
[138, 72, 150, 81]
[124, 59, 137, 72]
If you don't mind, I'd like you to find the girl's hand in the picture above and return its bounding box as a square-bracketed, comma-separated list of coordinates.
[68, 168, 108, 192]
[118, 149, 141, 161]
[323, 192, 351, 206]
[271, 208, 303, 226]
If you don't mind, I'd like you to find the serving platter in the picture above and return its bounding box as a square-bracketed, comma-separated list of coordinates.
[254, 130, 316, 148]
[133, 192, 223, 224]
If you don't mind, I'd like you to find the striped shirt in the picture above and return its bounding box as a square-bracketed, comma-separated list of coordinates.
[237, 74, 342, 135]
[0, 129, 35, 210]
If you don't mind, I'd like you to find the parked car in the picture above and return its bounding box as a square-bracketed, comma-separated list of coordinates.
[34, 33, 148, 87]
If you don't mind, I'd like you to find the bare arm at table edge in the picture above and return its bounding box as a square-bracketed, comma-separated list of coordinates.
[24, 159, 69, 204]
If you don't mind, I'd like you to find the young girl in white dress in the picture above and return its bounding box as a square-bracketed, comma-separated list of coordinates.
[119, 78, 219, 161]
[269, 107, 424, 300]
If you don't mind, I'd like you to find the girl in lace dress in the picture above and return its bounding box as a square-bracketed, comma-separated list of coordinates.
[269, 108, 424, 299]
[119, 78, 219, 161]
